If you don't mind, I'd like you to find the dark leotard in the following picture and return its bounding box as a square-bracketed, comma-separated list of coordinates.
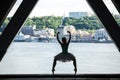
[61, 43, 69, 54]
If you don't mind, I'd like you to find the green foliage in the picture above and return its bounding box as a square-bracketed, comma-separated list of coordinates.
[24, 18, 34, 26]
[114, 15, 120, 26]
[28, 16, 62, 29]
[2, 15, 120, 32]
[2, 18, 9, 28]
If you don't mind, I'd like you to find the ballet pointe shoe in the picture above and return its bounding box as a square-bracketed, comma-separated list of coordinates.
[52, 68, 55, 75]
[74, 69, 77, 75]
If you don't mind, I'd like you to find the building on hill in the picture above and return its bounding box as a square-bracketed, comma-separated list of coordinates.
[21, 26, 34, 36]
[69, 12, 90, 19]
[94, 28, 111, 42]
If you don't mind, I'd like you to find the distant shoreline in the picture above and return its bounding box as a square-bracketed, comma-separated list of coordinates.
[14, 40, 113, 43]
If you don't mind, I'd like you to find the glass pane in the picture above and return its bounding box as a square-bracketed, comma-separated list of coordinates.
[103, 0, 120, 26]
[0, 0, 120, 74]
[0, 0, 23, 36]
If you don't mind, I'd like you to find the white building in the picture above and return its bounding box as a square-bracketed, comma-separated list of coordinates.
[14, 32, 26, 41]
[69, 12, 89, 19]
[77, 29, 90, 37]
[45, 28, 55, 38]
[56, 25, 64, 38]
[21, 26, 34, 36]
[63, 25, 77, 35]
[33, 28, 55, 38]
[94, 28, 111, 41]
[33, 29, 41, 36]
[57, 25, 77, 41]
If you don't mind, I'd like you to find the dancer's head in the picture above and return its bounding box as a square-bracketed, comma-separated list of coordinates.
[62, 37, 66, 43]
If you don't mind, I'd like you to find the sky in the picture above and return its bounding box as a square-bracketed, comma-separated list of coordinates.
[8, 0, 119, 17]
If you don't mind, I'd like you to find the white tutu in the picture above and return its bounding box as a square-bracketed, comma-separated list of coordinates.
[54, 52, 75, 62]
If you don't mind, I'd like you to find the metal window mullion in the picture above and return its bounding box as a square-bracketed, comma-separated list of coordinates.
[86, 0, 120, 52]
[0, 0, 38, 61]
[112, 0, 120, 14]
[0, 0, 17, 26]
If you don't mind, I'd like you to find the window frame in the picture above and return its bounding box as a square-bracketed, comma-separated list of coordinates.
[0, 0, 120, 78]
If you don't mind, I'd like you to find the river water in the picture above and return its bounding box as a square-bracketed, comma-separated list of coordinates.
[0, 42, 120, 74]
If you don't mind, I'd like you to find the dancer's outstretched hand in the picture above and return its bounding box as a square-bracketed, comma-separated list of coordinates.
[67, 31, 70, 33]
[57, 32, 60, 34]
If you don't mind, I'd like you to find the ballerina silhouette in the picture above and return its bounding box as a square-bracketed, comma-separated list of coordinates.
[52, 31, 77, 74]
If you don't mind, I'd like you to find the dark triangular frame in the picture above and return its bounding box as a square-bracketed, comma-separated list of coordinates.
[0, 0, 38, 61]
[86, 0, 120, 52]
[0, 0, 17, 26]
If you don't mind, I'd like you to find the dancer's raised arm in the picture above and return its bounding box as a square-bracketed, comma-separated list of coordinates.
[57, 32, 62, 44]
[67, 31, 71, 44]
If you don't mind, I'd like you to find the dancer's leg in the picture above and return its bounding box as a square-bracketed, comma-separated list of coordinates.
[73, 58, 77, 74]
[52, 58, 57, 74]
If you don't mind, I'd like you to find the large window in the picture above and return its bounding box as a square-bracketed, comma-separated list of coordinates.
[0, 0, 120, 75]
